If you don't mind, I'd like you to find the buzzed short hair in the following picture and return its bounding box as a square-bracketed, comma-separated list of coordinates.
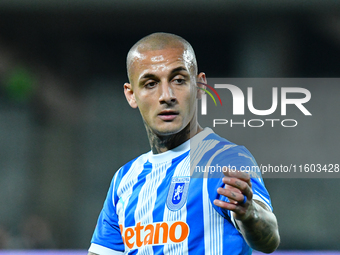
[126, 32, 198, 82]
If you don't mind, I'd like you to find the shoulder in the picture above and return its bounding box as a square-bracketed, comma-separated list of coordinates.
[194, 129, 260, 177]
[198, 128, 255, 161]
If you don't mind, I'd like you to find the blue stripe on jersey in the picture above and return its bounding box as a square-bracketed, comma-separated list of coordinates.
[186, 177, 205, 255]
[124, 161, 152, 227]
[128, 250, 138, 255]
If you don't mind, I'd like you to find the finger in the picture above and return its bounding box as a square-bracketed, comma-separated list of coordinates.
[222, 183, 241, 204]
[213, 199, 238, 210]
[213, 200, 248, 216]
[217, 187, 246, 204]
[222, 177, 253, 200]
[223, 183, 242, 194]
[222, 167, 251, 183]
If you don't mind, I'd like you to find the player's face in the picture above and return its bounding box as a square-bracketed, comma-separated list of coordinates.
[124, 47, 204, 136]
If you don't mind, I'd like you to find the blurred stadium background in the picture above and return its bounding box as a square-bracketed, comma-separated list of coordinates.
[0, 0, 340, 253]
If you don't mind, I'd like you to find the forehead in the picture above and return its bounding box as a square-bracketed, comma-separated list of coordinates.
[132, 47, 186, 68]
[129, 47, 195, 80]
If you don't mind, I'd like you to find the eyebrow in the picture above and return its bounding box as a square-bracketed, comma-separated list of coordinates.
[170, 66, 188, 75]
[139, 66, 189, 80]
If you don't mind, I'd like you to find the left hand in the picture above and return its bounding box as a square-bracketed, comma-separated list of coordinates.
[213, 167, 254, 221]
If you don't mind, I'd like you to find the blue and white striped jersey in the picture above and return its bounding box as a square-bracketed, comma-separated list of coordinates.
[89, 128, 272, 255]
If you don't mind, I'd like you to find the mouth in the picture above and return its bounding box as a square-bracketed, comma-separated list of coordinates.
[158, 110, 179, 121]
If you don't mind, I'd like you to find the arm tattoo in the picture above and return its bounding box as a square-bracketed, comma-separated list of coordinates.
[236, 200, 280, 253]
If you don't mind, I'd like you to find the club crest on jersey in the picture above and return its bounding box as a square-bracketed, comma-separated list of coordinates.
[166, 177, 190, 211]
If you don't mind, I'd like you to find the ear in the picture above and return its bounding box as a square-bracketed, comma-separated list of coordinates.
[124, 83, 138, 108]
[196, 72, 207, 99]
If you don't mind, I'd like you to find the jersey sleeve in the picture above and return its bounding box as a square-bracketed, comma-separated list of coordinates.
[207, 145, 272, 221]
[89, 173, 125, 255]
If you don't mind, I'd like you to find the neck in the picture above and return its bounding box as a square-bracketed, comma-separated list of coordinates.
[146, 123, 203, 154]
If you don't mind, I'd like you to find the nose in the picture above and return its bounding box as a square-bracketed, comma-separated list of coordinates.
[159, 82, 176, 105]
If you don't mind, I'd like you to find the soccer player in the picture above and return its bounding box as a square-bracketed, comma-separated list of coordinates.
[88, 32, 280, 255]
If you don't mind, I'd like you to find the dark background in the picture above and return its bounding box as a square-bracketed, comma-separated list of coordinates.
[0, 0, 339, 251]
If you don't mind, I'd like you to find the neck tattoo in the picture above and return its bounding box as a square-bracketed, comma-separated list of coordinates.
[145, 123, 202, 154]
